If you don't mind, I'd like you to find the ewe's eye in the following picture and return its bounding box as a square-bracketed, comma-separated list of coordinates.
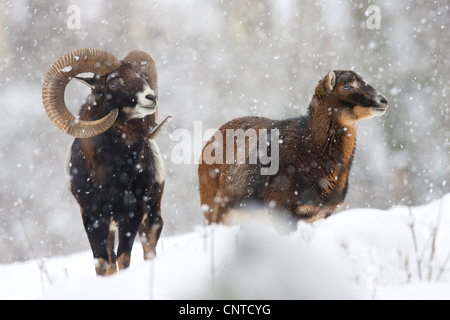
[342, 85, 352, 90]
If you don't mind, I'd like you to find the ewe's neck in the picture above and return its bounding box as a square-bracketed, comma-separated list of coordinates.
[306, 95, 357, 163]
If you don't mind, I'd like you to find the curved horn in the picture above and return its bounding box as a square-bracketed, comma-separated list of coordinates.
[123, 50, 158, 97]
[42, 48, 121, 138]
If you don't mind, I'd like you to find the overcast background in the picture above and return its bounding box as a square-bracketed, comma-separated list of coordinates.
[0, 0, 448, 262]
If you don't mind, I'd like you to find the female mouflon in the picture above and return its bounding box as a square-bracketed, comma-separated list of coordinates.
[198, 70, 388, 225]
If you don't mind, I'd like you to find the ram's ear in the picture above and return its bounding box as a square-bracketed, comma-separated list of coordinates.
[75, 76, 99, 90]
[325, 71, 336, 92]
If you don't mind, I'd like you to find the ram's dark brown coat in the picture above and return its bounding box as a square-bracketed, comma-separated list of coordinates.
[43, 49, 168, 276]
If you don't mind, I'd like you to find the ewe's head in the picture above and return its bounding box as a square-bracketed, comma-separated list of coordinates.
[316, 70, 388, 124]
[42, 48, 159, 138]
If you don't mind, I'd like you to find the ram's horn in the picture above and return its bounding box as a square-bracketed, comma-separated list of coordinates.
[42, 48, 121, 138]
[123, 50, 158, 96]
[148, 116, 172, 140]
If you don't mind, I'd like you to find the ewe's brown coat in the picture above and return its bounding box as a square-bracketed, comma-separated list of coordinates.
[198, 70, 388, 226]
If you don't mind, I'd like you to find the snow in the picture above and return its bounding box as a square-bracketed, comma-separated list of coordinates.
[0, 0, 449, 299]
[1, 0, 449, 264]
[1, 194, 449, 300]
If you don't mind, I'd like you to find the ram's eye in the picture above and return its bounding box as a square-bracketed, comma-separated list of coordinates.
[342, 85, 352, 90]
[109, 81, 119, 89]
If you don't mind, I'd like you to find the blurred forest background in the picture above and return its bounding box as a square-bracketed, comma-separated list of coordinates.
[0, 0, 448, 262]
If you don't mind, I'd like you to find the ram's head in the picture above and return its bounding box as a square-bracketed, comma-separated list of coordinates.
[42, 48, 159, 138]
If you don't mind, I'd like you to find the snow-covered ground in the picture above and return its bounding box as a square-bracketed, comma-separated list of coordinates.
[1, 194, 449, 300]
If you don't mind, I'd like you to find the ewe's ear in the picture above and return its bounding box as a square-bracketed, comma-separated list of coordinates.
[325, 71, 336, 92]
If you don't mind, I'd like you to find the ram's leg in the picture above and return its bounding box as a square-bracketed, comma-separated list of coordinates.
[139, 185, 164, 260]
[116, 217, 142, 271]
[139, 212, 163, 260]
[82, 212, 117, 276]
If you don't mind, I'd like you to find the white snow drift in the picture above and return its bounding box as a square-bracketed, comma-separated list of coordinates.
[1, 194, 449, 300]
